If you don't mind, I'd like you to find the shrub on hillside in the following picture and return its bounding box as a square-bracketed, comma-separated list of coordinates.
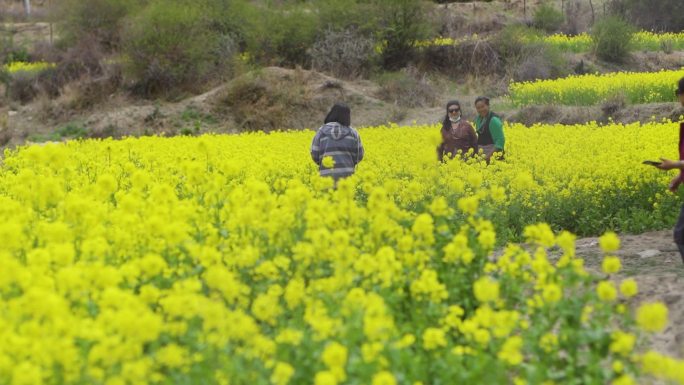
[309, 28, 377, 79]
[374, 0, 434, 70]
[205, 0, 259, 51]
[7, 71, 39, 104]
[246, 6, 318, 67]
[420, 38, 500, 78]
[487, 25, 568, 81]
[122, 1, 224, 97]
[215, 69, 321, 131]
[492, 24, 543, 62]
[317, 0, 379, 33]
[513, 44, 568, 81]
[591, 16, 635, 63]
[533, 3, 565, 33]
[375, 66, 436, 108]
[56, 0, 139, 50]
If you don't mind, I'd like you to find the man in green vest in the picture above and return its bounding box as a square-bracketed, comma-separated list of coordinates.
[474, 96, 505, 164]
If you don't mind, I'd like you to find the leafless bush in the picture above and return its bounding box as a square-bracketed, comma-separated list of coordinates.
[309, 28, 377, 79]
[67, 67, 122, 110]
[7, 72, 39, 104]
[32, 38, 112, 102]
[601, 94, 626, 117]
[375, 66, 436, 108]
[422, 38, 500, 78]
[514, 53, 552, 81]
[561, 0, 584, 35]
[434, 5, 506, 37]
[58, 38, 105, 81]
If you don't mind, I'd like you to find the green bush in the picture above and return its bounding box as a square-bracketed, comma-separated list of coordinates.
[203, 0, 259, 52]
[492, 24, 542, 63]
[56, 0, 139, 50]
[122, 0, 223, 96]
[57, 123, 88, 139]
[246, 6, 318, 67]
[532, 3, 565, 33]
[317, 0, 378, 33]
[373, 0, 434, 70]
[591, 16, 635, 63]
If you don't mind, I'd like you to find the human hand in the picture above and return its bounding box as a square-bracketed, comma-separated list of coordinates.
[657, 158, 682, 170]
[669, 174, 682, 193]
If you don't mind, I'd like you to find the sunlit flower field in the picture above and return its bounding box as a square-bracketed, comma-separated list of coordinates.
[0, 121, 683, 385]
[509, 69, 684, 106]
[3, 61, 56, 76]
[422, 31, 684, 53]
[542, 31, 684, 53]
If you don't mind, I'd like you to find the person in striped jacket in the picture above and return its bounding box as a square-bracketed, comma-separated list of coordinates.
[310, 103, 364, 183]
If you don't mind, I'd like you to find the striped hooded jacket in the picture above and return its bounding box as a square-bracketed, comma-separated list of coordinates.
[310, 122, 364, 181]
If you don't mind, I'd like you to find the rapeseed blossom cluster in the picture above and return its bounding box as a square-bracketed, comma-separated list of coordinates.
[509, 68, 684, 106]
[0, 121, 681, 384]
[3, 61, 56, 75]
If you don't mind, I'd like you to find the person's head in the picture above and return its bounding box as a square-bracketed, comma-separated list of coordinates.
[324, 103, 351, 127]
[677, 77, 684, 107]
[474, 96, 490, 118]
[446, 100, 461, 120]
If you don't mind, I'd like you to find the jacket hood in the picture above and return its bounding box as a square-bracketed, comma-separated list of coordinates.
[321, 122, 352, 140]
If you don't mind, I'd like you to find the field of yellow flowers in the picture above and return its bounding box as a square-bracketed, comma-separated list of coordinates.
[2, 61, 55, 76]
[0, 121, 683, 385]
[422, 31, 684, 53]
[509, 68, 684, 107]
[542, 31, 684, 54]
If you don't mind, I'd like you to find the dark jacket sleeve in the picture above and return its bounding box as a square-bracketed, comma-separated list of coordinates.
[311, 129, 323, 164]
[466, 122, 478, 149]
[355, 131, 365, 164]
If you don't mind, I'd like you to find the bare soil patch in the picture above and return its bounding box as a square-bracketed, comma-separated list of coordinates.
[574, 230, 684, 358]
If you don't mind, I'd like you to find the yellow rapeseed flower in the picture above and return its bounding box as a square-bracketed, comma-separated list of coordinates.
[599, 232, 621, 252]
[619, 279, 638, 298]
[597, 281, 617, 302]
[602, 256, 622, 274]
[636, 302, 668, 333]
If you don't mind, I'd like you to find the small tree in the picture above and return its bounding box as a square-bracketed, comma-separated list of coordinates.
[533, 3, 565, 32]
[56, 0, 139, 50]
[591, 16, 635, 63]
[373, 0, 433, 70]
[122, 0, 222, 96]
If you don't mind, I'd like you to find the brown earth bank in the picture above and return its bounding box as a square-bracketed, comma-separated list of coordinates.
[2, 61, 684, 149]
[570, 230, 684, 359]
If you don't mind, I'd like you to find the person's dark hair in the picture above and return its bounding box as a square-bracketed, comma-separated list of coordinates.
[324, 103, 351, 127]
[442, 100, 461, 131]
[676, 77, 684, 96]
[474, 96, 490, 105]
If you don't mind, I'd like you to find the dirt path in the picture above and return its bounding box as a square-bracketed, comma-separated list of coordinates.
[574, 230, 684, 358]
